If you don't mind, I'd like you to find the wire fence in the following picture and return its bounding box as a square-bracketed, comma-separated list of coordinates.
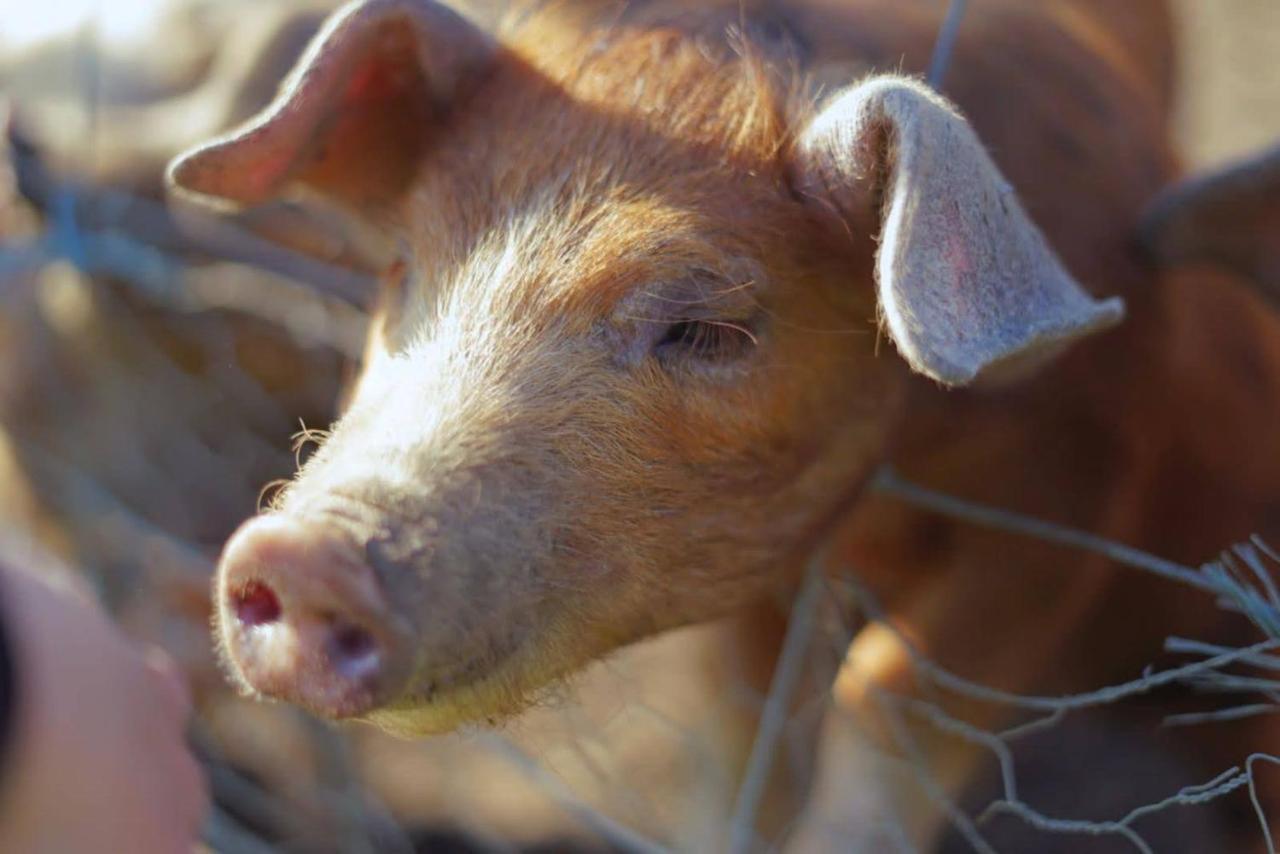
[1, 1, 1278, 852]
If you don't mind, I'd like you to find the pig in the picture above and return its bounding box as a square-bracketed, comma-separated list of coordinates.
[169, 0, 1124, 729]
[1140, 140, 1280, 304]
[170, 0, 1280, 848]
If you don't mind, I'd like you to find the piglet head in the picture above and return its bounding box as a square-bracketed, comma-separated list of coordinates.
[170, 0, 1121, 734]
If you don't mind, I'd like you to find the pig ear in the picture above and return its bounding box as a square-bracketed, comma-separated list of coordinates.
[793, 76, 1123, 386]
[167, 0, 493, 209]
[1139, 142, 1280, 307]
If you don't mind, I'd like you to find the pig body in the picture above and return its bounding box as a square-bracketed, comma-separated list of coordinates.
[171, 0, 1280, 848]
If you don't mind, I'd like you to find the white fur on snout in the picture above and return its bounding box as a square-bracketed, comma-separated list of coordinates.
[239, 622, 300, 679]
[258, 202, 608, 729]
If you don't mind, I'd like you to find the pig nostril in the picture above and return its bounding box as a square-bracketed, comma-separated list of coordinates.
[333, 624, 374, 658]
[231, 580, 282, 627]
[327, 624, 380, 681]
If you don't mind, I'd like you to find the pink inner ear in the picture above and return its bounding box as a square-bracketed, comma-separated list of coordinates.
[170, 1, 495, 208]
[942, 227, 976, 281]
[246, 146, 298, 198]
[941, 212, 976, 315]
[936, 212, 978, 345]
[345, 57, 401, 104]
[210, 54, 400, 202]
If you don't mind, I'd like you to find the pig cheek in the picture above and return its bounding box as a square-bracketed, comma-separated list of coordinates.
[638, 362, 899, 601]
[374, 520, 550, 679]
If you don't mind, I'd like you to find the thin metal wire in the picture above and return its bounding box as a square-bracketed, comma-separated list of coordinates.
[872, 466, 1219, 595]
[727, 556, 826, 854]
[928, 0, 969, 89]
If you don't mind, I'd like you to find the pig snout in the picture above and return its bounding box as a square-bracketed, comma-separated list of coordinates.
[215, 515, 415, 718]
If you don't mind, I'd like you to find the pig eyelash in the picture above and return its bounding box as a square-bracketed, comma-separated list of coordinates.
[653, 318, 759, 362]
[641, 279, 758, 305]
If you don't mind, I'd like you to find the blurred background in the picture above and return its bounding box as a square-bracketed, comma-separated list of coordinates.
[0, 2, 1278, 852]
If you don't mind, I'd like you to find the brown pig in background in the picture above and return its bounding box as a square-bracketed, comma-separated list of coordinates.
[168, 0, 1280, 849]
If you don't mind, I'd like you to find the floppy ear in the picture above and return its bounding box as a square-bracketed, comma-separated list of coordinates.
[1139, 141, 1280, 308]
[793, 76, 1123, 386]
[167, 0, 493, 210]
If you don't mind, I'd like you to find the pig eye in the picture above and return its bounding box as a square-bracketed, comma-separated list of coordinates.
[653, 318, 757, 363]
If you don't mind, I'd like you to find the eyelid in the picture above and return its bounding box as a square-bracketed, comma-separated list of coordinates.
[626, 270, 763, 324]
[652, 316, 760, 366]
[692, 318, 760, 346]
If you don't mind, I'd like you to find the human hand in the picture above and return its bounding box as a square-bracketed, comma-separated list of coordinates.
[0, 564, 209, 853]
